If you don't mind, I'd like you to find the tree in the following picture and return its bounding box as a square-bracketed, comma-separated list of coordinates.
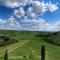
[2, 35, 10, 42]
[29, 48, 34, 59]
[41, 45, 45, 60]
[4, 49, 8, 60]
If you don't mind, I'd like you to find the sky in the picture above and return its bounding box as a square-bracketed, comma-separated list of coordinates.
[0, 0, 60, 31]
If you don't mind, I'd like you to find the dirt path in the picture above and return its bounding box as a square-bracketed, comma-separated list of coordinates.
[8, 40, 29, 53]
[0, 40, 29, 57]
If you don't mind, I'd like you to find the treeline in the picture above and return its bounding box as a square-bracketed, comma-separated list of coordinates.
[42, 33, 60, 46]
[35, 32, 60, 46]
[0, 30, 60, 46]
[0, 34, 18, 47]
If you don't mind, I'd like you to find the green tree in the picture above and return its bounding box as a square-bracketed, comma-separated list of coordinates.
[1, 35, 10, 42]
[29, 48, 34, 59]
[4, 49, 8, 60]
[41, 45, 45, 60]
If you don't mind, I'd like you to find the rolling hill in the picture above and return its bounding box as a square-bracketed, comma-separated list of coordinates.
[0, 30, 60, 60]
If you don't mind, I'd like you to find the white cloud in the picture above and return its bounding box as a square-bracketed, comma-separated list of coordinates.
[18, 7, 25, 16]
[48, 2, 58, 12]
[0, 0, 58, 12]
[28, 7, 36, 18]
[0, 0, 31, 8]
[14, 10, 21, 18]
[0, 16, 24, 30]
[0, 0, 59, 31]
[14, 7, 25, 18]
[14, 10, 60, 31]
[7, 16, 22, 28]
[8, 16, 16, 27]
[37, 20, 60, 31]
[27, 1, 58, 17]
[0, 19, 6, 24]
[29, 1, 48, 16]
[29, 12, 36, 18]
[21, 17, 60, 31]
[0, 16, 60, 31]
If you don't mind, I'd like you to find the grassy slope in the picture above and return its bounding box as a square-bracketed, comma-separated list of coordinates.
[8, 37, 60, 60]
[0, 40, 29, 60]
[0, 30, 60, 60]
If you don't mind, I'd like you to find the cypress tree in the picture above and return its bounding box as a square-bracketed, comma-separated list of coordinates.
[4, 49, 8, 60]
[41, 45, 45, 60]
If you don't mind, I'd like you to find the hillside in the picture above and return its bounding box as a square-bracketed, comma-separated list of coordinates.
[0, 30, 60, 60]
[0, 30, 60, 46]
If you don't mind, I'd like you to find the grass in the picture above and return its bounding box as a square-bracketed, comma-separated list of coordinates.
[9, 39, 60, 60]
[0, 35, 60, 60]
[0, 40, 29, 60]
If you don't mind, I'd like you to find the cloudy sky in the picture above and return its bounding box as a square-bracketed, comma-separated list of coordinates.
[0, 0, 60, 31]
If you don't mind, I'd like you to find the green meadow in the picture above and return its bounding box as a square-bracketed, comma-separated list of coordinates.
[0, 30, 60, 60]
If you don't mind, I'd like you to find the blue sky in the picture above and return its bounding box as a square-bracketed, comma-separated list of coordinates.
[0, 0, 60, 31]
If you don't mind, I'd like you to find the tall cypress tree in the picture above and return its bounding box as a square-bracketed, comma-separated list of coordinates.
[41, 45, 45, 60]
[4, 49, 8, 60]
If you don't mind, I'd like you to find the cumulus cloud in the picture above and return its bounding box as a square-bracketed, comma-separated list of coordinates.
[0, 19, 6, 24]
[14, 7, 25, 18]
[0, 0, 58, 13]
[0, 0, 59, 31]
[0, 16, 60, 31]
[7, 16, 22, 28]
[27, 1, 58, 17]
[0, 0, 31, 8]
[14, 1, 58, 19]
[11, 1, 59, 31]
[20, 16, 60, 31]
[13, 6, 60, 31]
[0, 16, 26, 30]
[28, 7, 36, 18]
[37, 20, 60, 31]
[48, 2, 58, 12]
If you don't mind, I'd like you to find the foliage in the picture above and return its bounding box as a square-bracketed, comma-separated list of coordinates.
[0, 34, 18, 47]
[41, 45, 45, 60]
[4, 49, 8, 60]
[0, 30, 60, 46]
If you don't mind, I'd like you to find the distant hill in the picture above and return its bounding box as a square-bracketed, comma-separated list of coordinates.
[0, 30, 60, 46]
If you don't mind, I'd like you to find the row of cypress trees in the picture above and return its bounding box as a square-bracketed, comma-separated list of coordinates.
[4, 45, 45, 60]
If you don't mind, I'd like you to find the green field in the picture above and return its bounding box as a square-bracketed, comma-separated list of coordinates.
[0, 37, 60, 60]
[0, 31, 60, 60]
